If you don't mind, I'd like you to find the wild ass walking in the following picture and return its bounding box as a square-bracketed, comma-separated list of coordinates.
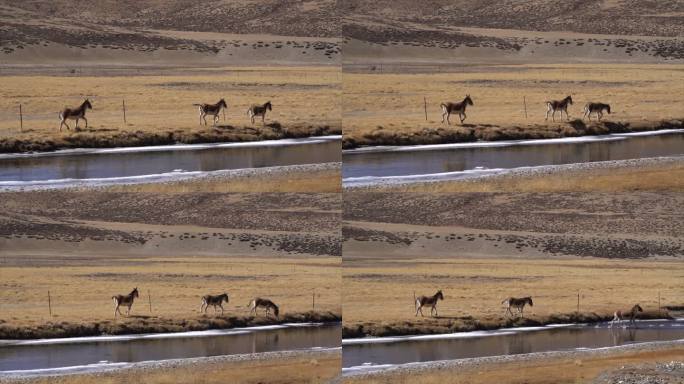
[583, 102, 611, 121]
[502, 296, 533, 318]
[59, 99, 93, 131]
[248, 297, 279, 318]
[194, 99, 228, 126]
[611, 304, 643, 327]
[247, 101, 272, 124]
[415, 290, 444, 317]
[200, 293, 230, 314]
[441, 95, 474, 125]
[545, 96, 573, 121]
[112, 287, 139, 317]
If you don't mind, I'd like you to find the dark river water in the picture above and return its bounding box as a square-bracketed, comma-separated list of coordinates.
[0, 323, 341, 372]
[342, 320, 684, 369]
[342, 131, 684, 182]
[0, 136, 341, 183]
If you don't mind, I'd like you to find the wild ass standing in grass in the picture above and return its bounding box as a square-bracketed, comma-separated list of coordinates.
[415, 290, 444, 317]
[113, 287, 139, 317]
[194, 98, 228, 126]
[545, 96, 573, 121]
[248, 297, 279, 318]
[247, 101, 272, 124]
[59, 99, 93, 131]
[502, 296, 533, 318]
[200, 293, 229, 314]
[583, 102, 611, 121]
[611, 304, 643, 327]
[441, 95, 474, 125]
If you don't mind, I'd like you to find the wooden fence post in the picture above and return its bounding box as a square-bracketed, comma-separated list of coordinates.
[312, 289, 315, 311]
[577, 291, 580, 313]
[424, 97, 428, 121]
[19, 104, 23, 132]
[122, 99, 127, 124]
[48, 290, 52, 316]
[148, 290, 152, 313]
[523, 96, 528, 119]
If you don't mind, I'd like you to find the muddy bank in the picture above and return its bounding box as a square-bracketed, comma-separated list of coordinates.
[0, 311, 340, 340]
[0, 123, 340, 154]
[342, 119, 683, 149]
[342, 310, 672, 338]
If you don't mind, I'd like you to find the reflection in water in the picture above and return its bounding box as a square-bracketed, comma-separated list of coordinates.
[0, 140, 341, 182]
[0, 324, 341, 371]
[342, 321, 684, 368]
[342, 132, 684, 179]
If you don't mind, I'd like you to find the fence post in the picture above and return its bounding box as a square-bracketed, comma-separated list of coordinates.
[19, 104, 23, 132]
[312, 289, 315, 311]
[122, 99, 127, 124]
[148, 290, 152, 313]
[424, 97, 428, 121]
[48, 290, 52, 316]
[523, 96, 528, 119]
[577, 291, 580, 313]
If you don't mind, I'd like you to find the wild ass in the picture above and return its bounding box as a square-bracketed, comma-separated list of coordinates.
[112, 287, 139, 317]
[200, 293, 229, 314]
[611, 304, 643, 327]
[545, 96, 573, 121]
[59, 99, 93, 131]
[441, 95, 474, 125]
[583, 102, 611, 121]
[247, 101, 272, 124]
[502, 296, 533, 318]
[248, 297, 279, 318]
[415, 290, 444, 317]
[194, 98, 228, 126]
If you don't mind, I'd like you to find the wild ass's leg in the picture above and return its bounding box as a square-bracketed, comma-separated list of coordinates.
[83, 117, 88, 129]
[460, 112, 466, 124]
[545, 105, 551, 121]
[74, 118, 79, 129]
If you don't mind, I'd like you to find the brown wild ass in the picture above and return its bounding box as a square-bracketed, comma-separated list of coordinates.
[200, 293, 229, 314]
[441, 95, 474, 125]
[247, 101, 272, 124]
[59, 99, 93, 131]
[248, 297, 279, 318]
[611, 304, 643, 327]
[583, 102, 611, 121]
[502, 296, 533, 318]
[194, 98, 228, 126]
[545, 96, 573, 121]
[415, 290, 444, 317]
[112, 287, 139, 317]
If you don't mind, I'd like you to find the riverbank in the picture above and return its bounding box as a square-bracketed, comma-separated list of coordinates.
[0, 311, 340, 340]
[343, 119, 684, 149]
[342, 340, 684, 383]
[0, 348, 341, 384]
[353, 156, 684, 192]
[342, 310, 672, 338]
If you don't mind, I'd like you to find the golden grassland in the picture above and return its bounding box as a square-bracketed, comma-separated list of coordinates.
[0, 256, 341, 331]
[0, 66, 341, 151]
[343, 347, 684, 384]
[342, 64, 684, 147]
[377, 159, 684, 193]
[342, 257, 684, 333]
[103, 167, 341, 193]
[10, 352, 341, 384]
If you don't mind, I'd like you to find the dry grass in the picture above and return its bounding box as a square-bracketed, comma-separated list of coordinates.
[342, 257, 684, 332]
[342, 64, 684, 147]
[11, 352, 341, 384]
[0, 66, 341, 152]
[0, 256, 341, 331]
[343, 347, 684, 384]
[103, 167, 341, 193]
[379, 159, 684, 193]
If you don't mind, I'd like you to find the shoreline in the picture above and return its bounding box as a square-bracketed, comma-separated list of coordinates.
[342, 119, 683, 150]
[0, 311, 341, 340]
[342, 310, 675, 339]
